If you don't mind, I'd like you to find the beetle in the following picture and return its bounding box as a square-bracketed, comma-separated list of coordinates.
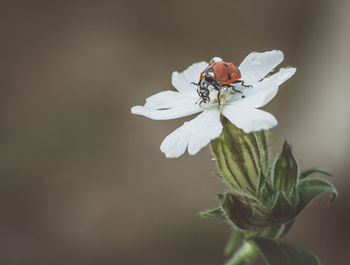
[192, 60, 251, 105]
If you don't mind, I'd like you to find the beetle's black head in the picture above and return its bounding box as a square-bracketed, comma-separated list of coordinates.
[197, 79, 210, 104]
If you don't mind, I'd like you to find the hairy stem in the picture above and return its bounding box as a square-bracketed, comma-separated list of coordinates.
[225, 241, 258, 265]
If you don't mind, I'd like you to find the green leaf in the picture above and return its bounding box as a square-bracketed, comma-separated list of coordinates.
[200, 207, 226, 219]
[296, 178, 337, 214]
[224, 229, 245, 256]
[273, 142, 298, 195]
[248, 236, 320, 265]
[300, 167, 332, 179]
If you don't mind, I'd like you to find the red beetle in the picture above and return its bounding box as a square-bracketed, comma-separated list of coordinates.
[192, 60, 250, 105]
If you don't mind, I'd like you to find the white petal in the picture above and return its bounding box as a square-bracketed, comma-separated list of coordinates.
[222, 106, 277, 133]
[263, 67, 296, 85]
[239, 50, 284, 85]
[187, 108, 222, 155]
[131, 101, 201, 120]
[160, 108, 222, 158]
[172, 61, 208, 97]
[228, 80, 279, 109]
[227, 67, 296, 109]
[144, 90, 193, 109]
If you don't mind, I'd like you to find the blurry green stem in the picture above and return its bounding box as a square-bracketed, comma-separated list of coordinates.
[225, 241, 258, 265]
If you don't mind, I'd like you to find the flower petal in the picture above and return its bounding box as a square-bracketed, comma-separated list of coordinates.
[239, 50, 284, 85]
[160, 108, 222, 158]
[227, 67, 296, 109]
[263, 67, 296, 85]
[144, 90, 193, 109]
[131, 101, 201, 120]
[187, 108, 222, 155]
[172, 61, 208, 97]
[222, 106, 277, 133]
[228, 81, 279, 109]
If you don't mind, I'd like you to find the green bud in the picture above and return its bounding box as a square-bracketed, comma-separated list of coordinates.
[222, 193, 271, 230]
[270, 192, 297, 223]
[211, 116, 266, 195]
[273, 141, 298, 196]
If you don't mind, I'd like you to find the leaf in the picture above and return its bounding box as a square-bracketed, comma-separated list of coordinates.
[248, 236, 320, 265]
[273, 142, 298, 195]
[200, 207, 226, 219]
[296, 178, 337, 214]
[300, 167, 332, 179]
[224, 229, 245, 256]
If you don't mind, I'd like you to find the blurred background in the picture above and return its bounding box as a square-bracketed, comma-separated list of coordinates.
[0, 0, 349, 264]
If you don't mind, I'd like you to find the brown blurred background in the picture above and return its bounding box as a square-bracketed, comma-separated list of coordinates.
[0, 0, 349, 264]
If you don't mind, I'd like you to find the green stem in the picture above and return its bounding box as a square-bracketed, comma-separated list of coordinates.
[224, 229, 245, 256]
[225, 241, 258, 265]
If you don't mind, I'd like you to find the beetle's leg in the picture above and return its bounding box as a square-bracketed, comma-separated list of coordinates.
[227, 84, 243, 94]
[227, 84, 245, 98]
[214, 86, 221, 105]
[233, 80, 252, 88]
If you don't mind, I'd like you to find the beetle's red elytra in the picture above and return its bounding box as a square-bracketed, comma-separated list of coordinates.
[191, 59, 251, 106]
[200, 62, 241, 85]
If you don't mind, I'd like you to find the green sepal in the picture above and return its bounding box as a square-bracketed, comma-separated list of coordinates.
[270, 192, 297, 223]
[211, 116, 262, 195]
[222, 193, 271, 230]
[248, 236, 320, 265]
[300, 167, 332, 179]
[296, 178, 337, 214]
[266, 131, 275, 141]
[217, 192, 225, 201]
[254, 131, 269, 177]
[214, 171, 225, 180]
[272, 142, 298, 196]
[258, 179, 275, 206]
[224, 229, 245, 256]
[200, 207, 226, 219]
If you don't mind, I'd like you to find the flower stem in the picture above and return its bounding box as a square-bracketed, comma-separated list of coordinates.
[224, 241, 258, 265]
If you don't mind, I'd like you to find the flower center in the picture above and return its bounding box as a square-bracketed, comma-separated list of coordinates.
[205, 86, 236, 107]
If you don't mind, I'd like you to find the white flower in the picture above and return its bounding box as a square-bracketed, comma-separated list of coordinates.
[131, 50, 296, 158]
